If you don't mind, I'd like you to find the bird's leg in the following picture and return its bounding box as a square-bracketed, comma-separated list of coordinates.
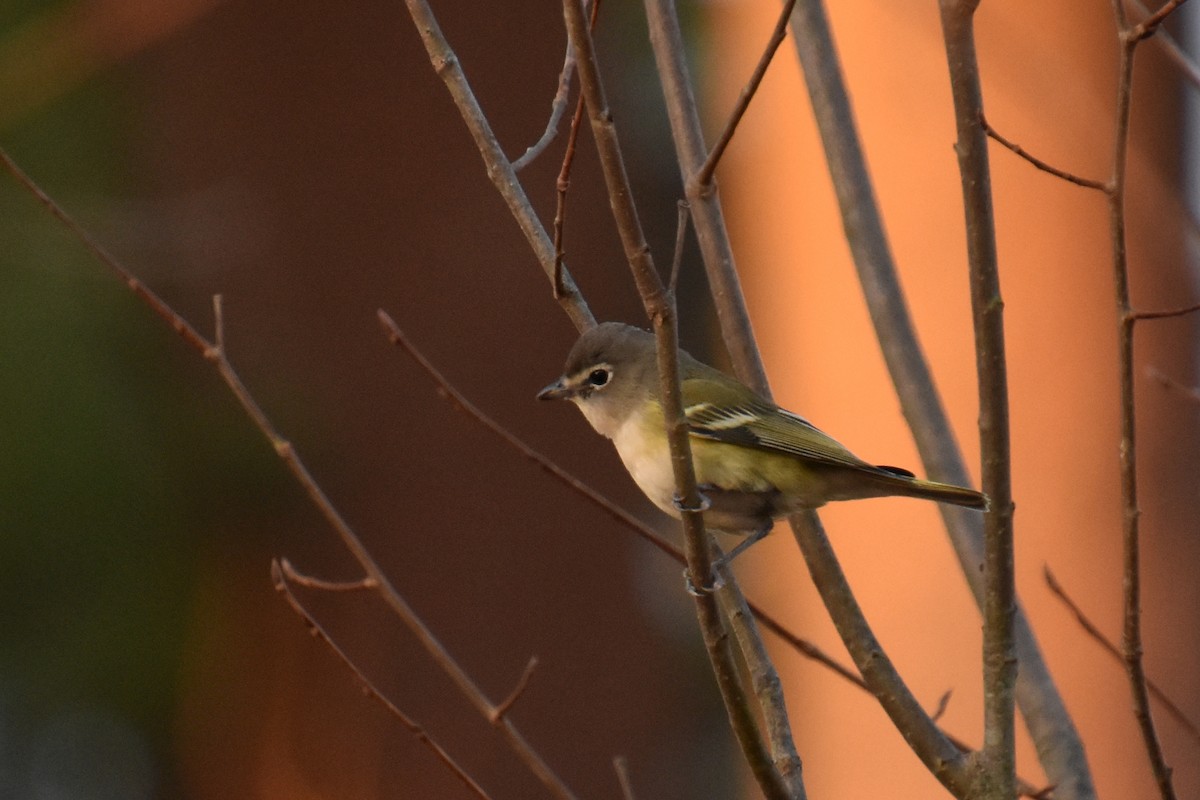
[714, 521, 773, 570]
[682, 521, 773, 596]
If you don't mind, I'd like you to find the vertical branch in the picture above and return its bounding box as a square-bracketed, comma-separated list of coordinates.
[641, 0, 771, 393]
[782, 0, 1093, 795]
[938, 3, 1016, 797]
[1109, 3, 1178, 797]
[713, 556, 804, 788]
[644, 2, 972, 795]
[562, 2, 801, 796]
[551, 0, 600, 299]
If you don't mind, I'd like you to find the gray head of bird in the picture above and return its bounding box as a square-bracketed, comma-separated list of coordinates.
[536, 322, 663, 439]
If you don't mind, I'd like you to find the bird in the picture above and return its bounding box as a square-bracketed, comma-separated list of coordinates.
[538, 322, 987, 566]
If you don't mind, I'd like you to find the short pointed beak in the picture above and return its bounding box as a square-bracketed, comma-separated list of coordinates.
[537, 378, 572, 401]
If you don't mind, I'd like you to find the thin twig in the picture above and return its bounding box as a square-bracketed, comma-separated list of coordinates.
[932, 690, 954, 724]
[552, 91, 587, 299]
[401, 0, 594, 331]
[613, 757, 636, 800]
[551, 0, 600, 299]
[273, 561, 495, 800]
[713, 555, 804, 787]
[1129, 0, 1191, 41]
[491, 657, 540, 723]
[981, 114, 1109, 192]
[0, 148, 582, 800]
[278, 560, 378, 592]
[668, 200, 689, 298]
[0, 149, 210, 353]
[1044, 567, 1200, 747]
[1146, 366, 1200, 403]
[1129, 301, 1200, 321]
[694, 0, 797, 189]
[1110, 3, 1178, 797]
[512, 39, 577, 172]
[938, 3, 1018, 797]
[1129, 0, 1200, 89]
[563, 3, 799, 795]
[642, 0, 769, 391]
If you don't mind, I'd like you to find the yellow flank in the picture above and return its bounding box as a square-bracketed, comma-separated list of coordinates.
[615, 399, 823, 516]
[691, 436, 814, 496]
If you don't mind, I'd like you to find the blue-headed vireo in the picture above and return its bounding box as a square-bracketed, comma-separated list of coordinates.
[538, 322, 987, 563]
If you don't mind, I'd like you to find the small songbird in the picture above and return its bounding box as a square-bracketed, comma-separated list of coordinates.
[538, 322, 987, 564]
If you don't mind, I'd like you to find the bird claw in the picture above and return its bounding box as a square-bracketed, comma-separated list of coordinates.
[683, 567, 725, 596]
[672, 493, 711, 514]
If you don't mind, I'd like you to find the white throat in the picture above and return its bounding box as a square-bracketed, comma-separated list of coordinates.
[571, 397, 626, 440]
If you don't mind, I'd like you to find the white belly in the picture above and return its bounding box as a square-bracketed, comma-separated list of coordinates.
[610, 415, 680, 517]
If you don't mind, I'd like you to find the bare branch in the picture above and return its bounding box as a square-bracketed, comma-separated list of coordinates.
[490, 657, 540, 724]
[0, 149, 582, 800]
[1128, 0, 1191, 41]
[278, 559, 378, 592]
[931, 690, 954, 724]
[562, 2, 800, 794]
[668, 200, 689, 298]
[552, 91, 586, 299]
[1146, 366, 1200, 403]
[0, 148, 210, 354]
[713, 554, 803, 785]
[1044, 567, 1200, 747]
[695, 0, 797, 189]
[1129, 0, 1200, 89]
[645, 2, 982, 793]
[1129, 301, 1200, 321]
[642, 0, 769, 391]
[400, 0, 594, 331]
[512, 39, 577, 172]
[781, 1, 1095, 794]
[551, 0, 600, 299]
[272, 561, 494, 800]
[938, 3, 1017, 796]
[981, 114, 1109, 192]
[613, 756, 636, 800]
[1109, 4, 1178, 795]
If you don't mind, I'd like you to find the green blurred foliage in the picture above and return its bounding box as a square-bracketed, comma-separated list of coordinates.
[0, 18, 282, 793]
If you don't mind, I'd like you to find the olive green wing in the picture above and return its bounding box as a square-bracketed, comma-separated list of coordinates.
[680, 375, 912, 475]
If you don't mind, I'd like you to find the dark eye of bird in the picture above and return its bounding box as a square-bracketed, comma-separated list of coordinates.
[587, 369, 610, 387]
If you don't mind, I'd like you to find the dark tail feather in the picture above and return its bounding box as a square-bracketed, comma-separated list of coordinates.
[875, 465, 989, 510]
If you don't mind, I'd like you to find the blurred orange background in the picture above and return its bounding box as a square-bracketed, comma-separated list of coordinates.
[711, 1, 1200, 797]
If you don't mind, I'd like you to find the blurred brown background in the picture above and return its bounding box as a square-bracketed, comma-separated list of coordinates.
[1, 0, 1197, 798]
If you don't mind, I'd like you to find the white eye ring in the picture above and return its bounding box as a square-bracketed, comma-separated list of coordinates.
[586, 368, 610, 387]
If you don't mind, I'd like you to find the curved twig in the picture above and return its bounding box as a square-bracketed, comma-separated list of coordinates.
[401, 0, 594, 331]
[274, 560, 494, 800]
[512, 38, 577, 172]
